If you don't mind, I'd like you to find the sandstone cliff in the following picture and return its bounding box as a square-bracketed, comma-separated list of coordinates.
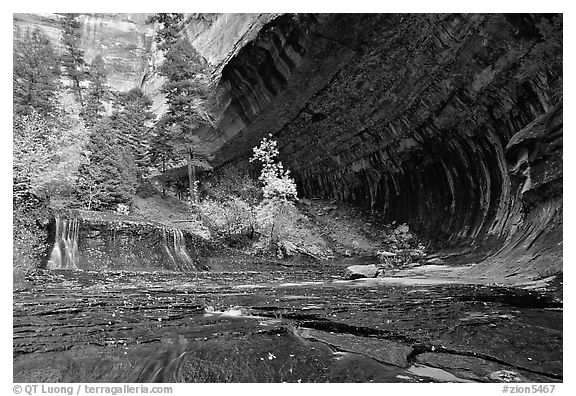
[13, 13, 274, 116]
[211, 14, 562, 280]
[13, 13, 562, 280]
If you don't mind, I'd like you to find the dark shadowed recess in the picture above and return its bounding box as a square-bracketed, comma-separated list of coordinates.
[213, 13, 562, 279]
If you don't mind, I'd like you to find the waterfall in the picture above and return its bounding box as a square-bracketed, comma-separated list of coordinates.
[173, 229, 196, 271]
[46, 217, 80, 270]
[162, 228, 177, 268]
[162, 228, 197, 271]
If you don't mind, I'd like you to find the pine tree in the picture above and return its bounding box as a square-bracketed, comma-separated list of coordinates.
[110, 88, 155, 175]
[75, 118, 138, 210]
[13, 28, 61, 117]
[148, 119, 175, 175]
[146, 13, 217, 202]
[160, 38, 216, 127]
[155, 38, 215, 202]
[147, 13, 184, 51]
[60, 13, 86, 105]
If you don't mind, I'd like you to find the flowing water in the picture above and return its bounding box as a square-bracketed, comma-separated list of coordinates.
[162, 228, 197, 272]
[46, 217, 80, 270]
[13, 258, 562, 383]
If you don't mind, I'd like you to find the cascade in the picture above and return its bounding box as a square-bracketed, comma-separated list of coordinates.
[162, 228, 197, 271]
[46, 217, 80, 270]
[162, 228, 177, 268]
[172, 229, 196, 271]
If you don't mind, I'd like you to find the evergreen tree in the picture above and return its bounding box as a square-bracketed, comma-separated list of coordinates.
[81, 55, 109, 128]
[75, 118, 138, 210]
[146, 14, 218, 202]
[160, 38, 216, 127]
[152, 38, 215, 202]
[148, 118, 175, 175]
[147, 13, 184, 51]
[110, 88, 155, 175]
[13, 28, 61, 117]
[60, 13, 86, 105]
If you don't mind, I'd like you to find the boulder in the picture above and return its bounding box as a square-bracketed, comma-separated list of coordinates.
[345, 264, 378, 279]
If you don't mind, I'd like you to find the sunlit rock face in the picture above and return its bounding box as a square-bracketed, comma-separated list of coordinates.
[13, 13, 64, 45]
[212, 14, 562, 279]
[12, 13, 271, 116]
[75, 14, 155, 92]
[13, 13, 155, 93]
[141, 13, 277, 123]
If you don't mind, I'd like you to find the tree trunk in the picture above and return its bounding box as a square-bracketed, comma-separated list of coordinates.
[73, 75, 84, 107]
[188, 148, 196, 203]
[87, 184, 94, 210]
[161, 158, 166, 198]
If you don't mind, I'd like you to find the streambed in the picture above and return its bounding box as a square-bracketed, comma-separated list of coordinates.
[13, 260, 562, 383]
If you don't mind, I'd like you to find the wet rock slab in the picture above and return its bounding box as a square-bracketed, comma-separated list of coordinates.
[296, 328, 413, 367]
[414, 353, 553, 383]
[13, 262, 563, 383]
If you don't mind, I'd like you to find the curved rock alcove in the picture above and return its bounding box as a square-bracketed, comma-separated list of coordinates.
[212, 13, 562, 280]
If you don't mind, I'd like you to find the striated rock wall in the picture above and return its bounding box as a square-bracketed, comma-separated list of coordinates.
[13, 13, 156, 93]
[13, 13, 273, 117]
[76, 13, 155, 92]
[212, 14, 562, 280]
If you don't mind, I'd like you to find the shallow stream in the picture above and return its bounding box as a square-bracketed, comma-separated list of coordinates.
[13, 260, 562, 383]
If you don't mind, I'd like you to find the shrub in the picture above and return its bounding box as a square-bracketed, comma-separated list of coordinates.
[198, 197, 255, 244]
[116, 203, 130, 215]
[201, 168, 261, 205]
[13, 202, 51, 285]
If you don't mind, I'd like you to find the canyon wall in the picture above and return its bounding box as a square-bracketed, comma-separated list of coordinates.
[12, 13, 272, 116]
[14, 13, 155, 93]
[211, 14, 562, 280]
[13, 13, 562, 280]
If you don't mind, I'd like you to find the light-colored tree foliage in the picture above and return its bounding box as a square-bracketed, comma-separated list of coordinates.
[250, 134, 297, 201]
[197, 169, 260, 242]
[199, 197, 255, 238]
[13, 110, 88, 204]
[250, 135, 298, 250]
